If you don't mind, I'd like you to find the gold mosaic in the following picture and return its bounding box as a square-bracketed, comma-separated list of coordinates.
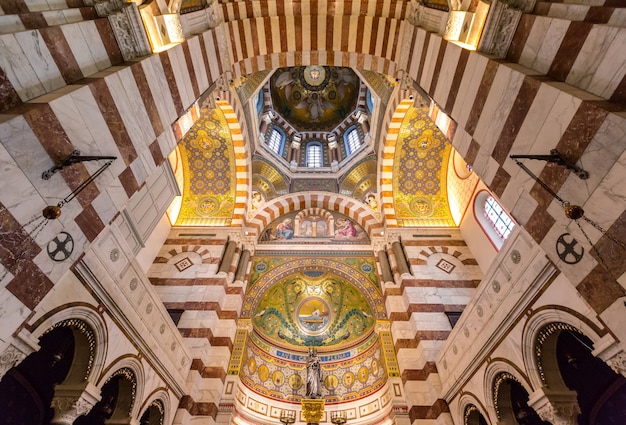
[176, 108, 236, 226]
[393, 107, 455, 226]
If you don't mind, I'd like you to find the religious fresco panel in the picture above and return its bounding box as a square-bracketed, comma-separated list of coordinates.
[240, 332, 385, 404]
[258, 209, 369, 244]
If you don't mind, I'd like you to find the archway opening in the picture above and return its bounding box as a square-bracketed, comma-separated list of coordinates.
[0, 326, 75, 425]
[555, 330, 626, 423]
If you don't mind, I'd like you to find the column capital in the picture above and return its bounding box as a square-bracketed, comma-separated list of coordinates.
[51, 382, 101, 425]
[592, 333, 626, 378]
[528, 388, 580, 425]
[0, 329, 40, 380]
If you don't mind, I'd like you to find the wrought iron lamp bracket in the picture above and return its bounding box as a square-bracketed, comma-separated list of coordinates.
[509, 149, 588, 180]
[42, 150, 118, 180]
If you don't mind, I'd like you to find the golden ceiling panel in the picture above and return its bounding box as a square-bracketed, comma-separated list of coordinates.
[251, 158, 289, 200]
[339, 157, 378, 199]
[393, 107, 455, 227]
[175, 108, 236, 226]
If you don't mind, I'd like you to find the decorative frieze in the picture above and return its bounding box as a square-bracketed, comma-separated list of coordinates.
[0, 330, 40, 380]
[107, 4, 152, 61]
[0, 346, 27, 379]
[592, 333, 626, 378]
[94, 0, 127, 17]
[477, 0, 524, 58]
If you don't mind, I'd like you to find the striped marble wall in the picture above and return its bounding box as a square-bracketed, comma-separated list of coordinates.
[221, 0, 409, 78]
[398, 23, 626, 319]
[0, 27, 229, 318]
[383, 230, 482, 422]
[245, 192, 382, 235]
[380, 99, 413, 227]
[217, 100, 250, 226]
[1, 1, 625, 423]
[148, 228, 245, 419]
[508, 11, 626, 102]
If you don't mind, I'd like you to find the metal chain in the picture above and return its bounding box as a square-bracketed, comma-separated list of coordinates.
[0, 215, 50, 282]
[581, 215, 626, 250]
[575, 220, 609, 271]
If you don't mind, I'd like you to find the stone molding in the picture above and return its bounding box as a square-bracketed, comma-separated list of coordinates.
[107, 4, 152, 61]
[592, 333, 626, 378]
[94, 0, 127, 17]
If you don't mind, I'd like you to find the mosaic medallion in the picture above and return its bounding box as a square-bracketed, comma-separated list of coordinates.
[297, 297, 331, 335]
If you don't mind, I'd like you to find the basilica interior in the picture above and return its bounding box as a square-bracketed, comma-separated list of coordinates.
[0, 0, 625, 424]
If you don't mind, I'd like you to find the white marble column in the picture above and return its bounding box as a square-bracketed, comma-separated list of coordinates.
[234, 249, 250, 284]
[50, 382, 102, 425]
[528, 388, 580, 425]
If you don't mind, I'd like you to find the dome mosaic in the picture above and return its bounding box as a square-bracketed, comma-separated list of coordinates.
[270, 66, 361, 132]
[251, 272, 376, 350]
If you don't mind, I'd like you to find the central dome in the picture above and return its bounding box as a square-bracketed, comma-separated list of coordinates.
[270, 66, 360, 132]
[252, 272, 376, 350]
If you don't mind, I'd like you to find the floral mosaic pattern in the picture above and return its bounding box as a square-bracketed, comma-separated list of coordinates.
[176, 108, 236, 226]
[393, 107, 455, 226]
[240, 332, 385, 403]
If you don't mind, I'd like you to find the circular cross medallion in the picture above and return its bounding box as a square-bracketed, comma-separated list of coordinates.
[47, 232, 74, 262]
[556, 233, 584, 264]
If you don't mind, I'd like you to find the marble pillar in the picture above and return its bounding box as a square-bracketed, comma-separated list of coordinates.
[234, 249, 250, 284]
[218, 240, 237, 274]
[377, 249, 394, 285]
[392, 241, 410, 276]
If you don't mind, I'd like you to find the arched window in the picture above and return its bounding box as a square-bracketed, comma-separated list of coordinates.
[344, 126, 361, 155]
[484, 195, 515, 239]
[267, 127, 284, 155]
[306, 142, 323, 168]
[366, 89, 375, 113]
[256, 89, 264, 115]
[474, 191, 515, 249]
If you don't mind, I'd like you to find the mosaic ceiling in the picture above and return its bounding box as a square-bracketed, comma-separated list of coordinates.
[270, 66, 360, 132]
[339, 156, 378, 200]
[393, 107, 455, 227]
[238, 253, 386, 403]
[176, 108, 236, 226]
[252, 272, 376, 348]
[251, 157, 289, 199]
